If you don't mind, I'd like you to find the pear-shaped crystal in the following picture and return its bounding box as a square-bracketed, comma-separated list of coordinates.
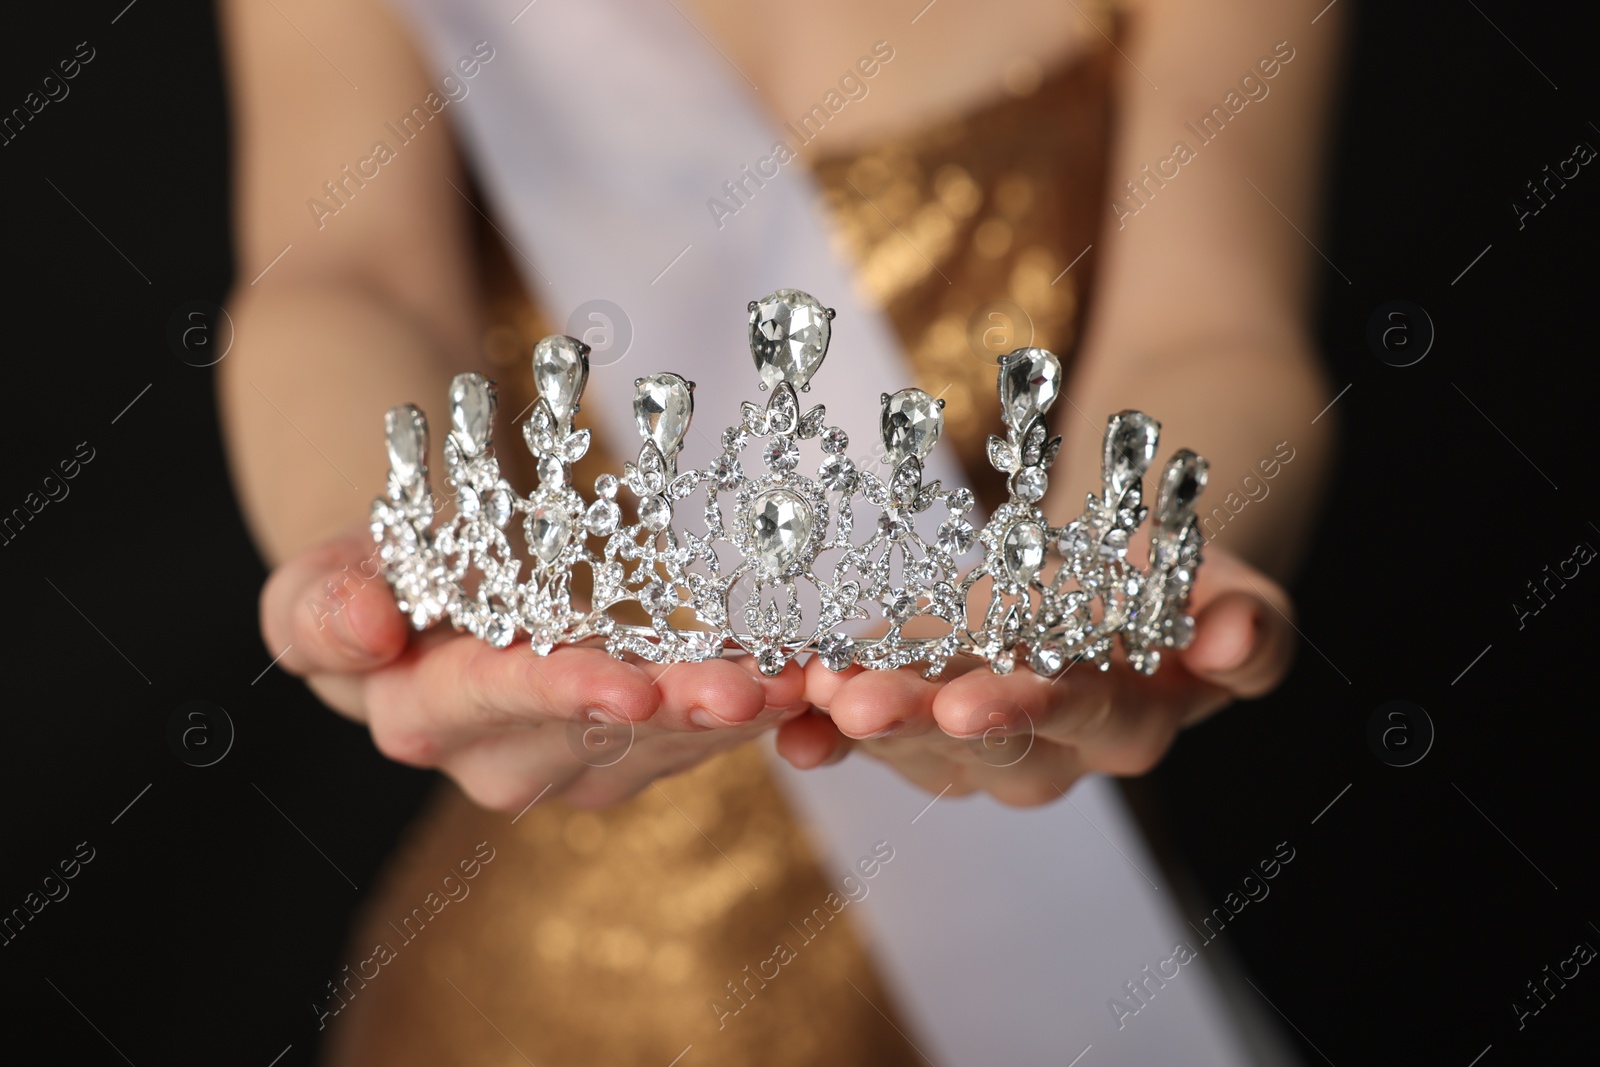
[749, 289, 831, 391]
[385, 404, 427, 482]
[1154, 448, 1208, 529]
[532, 335, 590, 423]
[633, 373, 693, 456]
[749, 489, 813, 575]
[881, 388, 943, 467]
[1104, 411, 1161, 497]
[997, 348, 1062, 432]
[448, 373, 495, 455]
[1002, 521, 1046, 584]
[526, 502, 571, 564]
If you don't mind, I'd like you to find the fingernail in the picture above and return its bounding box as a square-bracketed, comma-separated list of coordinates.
[328, 605, 377, 662]
[689, 707, 738, 729]
[861, 721, 904, 739]
[590, 704, 631, 725]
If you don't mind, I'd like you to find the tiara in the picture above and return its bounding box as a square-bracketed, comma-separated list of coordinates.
[370, 289, 1208, 679]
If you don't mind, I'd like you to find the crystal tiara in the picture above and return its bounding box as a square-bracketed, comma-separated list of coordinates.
[370, 289, 1209, 679]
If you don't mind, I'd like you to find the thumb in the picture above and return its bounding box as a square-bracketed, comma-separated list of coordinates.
[260, 524, 409, 677]
[1180, 585, 1297, 701]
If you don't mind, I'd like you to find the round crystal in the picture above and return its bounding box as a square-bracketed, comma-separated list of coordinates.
[878, 512, 911, 541]
[1002, 521, 1046, 584]
[457, 484, 481, 518]
[757, 649, 787, 677]
[997, 348, 1062, 432]
[947, 487, 975, 514]
[633, 373, 693, 456]
[486, 613, 516, 649]
[526, 502, 571, 564]
[448, 373, 495, 455]
[1028, 643, 1065, 676]
[585, 498, 621, 536]
[1058, 522, 1091, 555]
[748, 489, 813, 575]
[487, 488, 512, 528]
[711, 454, 742, 489]
[763, 437, 799, 472]
[749, 289, 831, 391]
[385, 405, 427, 482]
[819, 454, 857, 492]
[821, 427, 849, 454]
[639, 494, 672, 531]
[532, 336, 590, 422]
[537, 454, 564, 489]
[1015, 466, 1048, 502]
[640, 580, 676, 617]
[817, 632, 856, 672]
[594, 473, 619, 499]
[937, 516, 976, 554]
[880, 388, 943, 466]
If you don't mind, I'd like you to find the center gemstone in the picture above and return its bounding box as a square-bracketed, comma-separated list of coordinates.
[749, 289, 831, 391]
[748, 489, 813, 575]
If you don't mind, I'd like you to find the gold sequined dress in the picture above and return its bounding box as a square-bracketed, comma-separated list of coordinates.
[325, 42, 1115, 1067]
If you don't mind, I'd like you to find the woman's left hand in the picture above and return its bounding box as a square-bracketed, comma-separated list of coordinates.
[774, 544, 1297, 805]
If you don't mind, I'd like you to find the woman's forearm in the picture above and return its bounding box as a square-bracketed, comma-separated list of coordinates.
[219, 280, 483, 567]
[1044, 0, 1347, 579]
[1046, 335, 1333, 580]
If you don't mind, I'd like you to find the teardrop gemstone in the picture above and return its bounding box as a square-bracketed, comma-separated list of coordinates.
[533, 335, 590, 423]
[1002, 521, 1046, 584]
[880, 388, 943, 467]
[527, 502, 572, 564]
[996, 348, 1062, 432]
[748, 489, 813, 575]
[448, 373, 495, 455]
[749, 289, 831, 391]
[385, 404, 427, 482]
[633, 373, 694, 456]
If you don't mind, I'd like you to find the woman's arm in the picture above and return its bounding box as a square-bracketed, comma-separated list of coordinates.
[1059, 0, 1346, 577]
[782, 0, 1347, 795]
[216, 0, 807, 811]
[217, 0, 484, 566]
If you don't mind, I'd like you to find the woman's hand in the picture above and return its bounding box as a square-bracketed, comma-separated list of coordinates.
[773, 545, 1295, 806]
[261, 525, 808, 810]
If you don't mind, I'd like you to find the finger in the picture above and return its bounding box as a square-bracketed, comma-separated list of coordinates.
[732, 654, 808, 711]
[1181, 588, 1297, 702]
[930, 663, 1213, 776]
[438, 728, 588, 812]
[262, 525, 408, 677]
[646, 657, 770, 730]
[775, 710, 853, 769]
[800, 655, 866, 710]
[365, 640, 659, 765]
[826, 668, 942, 739]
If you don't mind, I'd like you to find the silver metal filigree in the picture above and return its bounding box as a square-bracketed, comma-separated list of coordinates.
[371, 289, 1208, 678]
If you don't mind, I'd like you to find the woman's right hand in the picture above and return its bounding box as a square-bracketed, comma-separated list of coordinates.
[260, 525, 808, 810]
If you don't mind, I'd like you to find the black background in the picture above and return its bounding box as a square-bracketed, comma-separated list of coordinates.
[0, 1, 1594, 1063]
